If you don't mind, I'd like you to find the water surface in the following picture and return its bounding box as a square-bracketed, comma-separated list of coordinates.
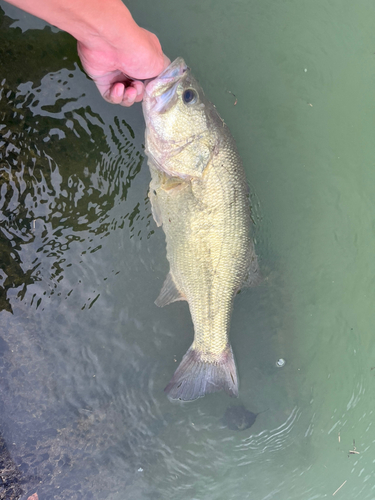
[1, 1, 375, 498]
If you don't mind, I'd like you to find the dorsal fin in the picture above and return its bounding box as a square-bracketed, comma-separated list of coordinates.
[155, 272, 186, 307]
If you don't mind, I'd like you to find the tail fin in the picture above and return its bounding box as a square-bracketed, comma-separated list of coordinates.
[164, 345, 238, 401]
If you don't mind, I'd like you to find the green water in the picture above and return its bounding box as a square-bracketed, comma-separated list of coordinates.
[1, 0, 375, 498]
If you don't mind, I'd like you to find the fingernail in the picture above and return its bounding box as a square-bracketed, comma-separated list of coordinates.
[114, 85, 123, 98]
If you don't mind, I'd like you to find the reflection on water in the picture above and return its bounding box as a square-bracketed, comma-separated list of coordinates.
[0, 69, 148, 313]
[2, 1, 375, 499]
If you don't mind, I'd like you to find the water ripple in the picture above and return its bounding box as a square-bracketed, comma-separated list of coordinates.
[235, 406, 301, 459]
[0, 74, 148, 312]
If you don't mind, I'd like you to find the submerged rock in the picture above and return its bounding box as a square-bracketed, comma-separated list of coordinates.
[0, 432, 23, 500]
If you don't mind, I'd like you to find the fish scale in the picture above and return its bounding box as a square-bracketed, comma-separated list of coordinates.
[142, 58, 260, 401]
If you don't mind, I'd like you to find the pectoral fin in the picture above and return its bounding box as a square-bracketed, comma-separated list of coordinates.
[161, 177, 189, 194]
[149, 187, 163, 227]
[155, 272, 186, 307]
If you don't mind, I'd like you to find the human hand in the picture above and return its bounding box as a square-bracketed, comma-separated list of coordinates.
[77, 28, 170, 107]
[4, 0, 169, 106]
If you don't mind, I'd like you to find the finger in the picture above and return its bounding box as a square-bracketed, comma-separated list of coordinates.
[131, 80, 145, 103]
[104, 82, 138, 106]
[133, 91, 144, 103]
[103, 80, 146, 106]
[120, 81, 146, 106]
[120, 85, 137, 107]
[162, 54, 171, 71]
[103, 82, 126, 104]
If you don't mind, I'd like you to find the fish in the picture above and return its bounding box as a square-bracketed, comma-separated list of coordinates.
[142, 58, 260, 401]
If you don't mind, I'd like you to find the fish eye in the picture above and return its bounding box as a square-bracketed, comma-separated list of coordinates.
[182, 89, 197, 105]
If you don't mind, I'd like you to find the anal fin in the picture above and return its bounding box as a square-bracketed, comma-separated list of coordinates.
[155, 272, 186, 307]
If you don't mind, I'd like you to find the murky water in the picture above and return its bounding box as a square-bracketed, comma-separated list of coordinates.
[1, 1, 375, 498]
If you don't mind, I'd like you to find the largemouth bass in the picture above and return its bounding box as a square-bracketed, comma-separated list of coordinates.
[142, 58, 259, 401]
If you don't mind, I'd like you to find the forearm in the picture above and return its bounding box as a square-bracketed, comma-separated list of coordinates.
[4, 0, 140, 48]
[4, 0, 170, 105]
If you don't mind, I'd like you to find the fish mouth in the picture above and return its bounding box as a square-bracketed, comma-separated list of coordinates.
[144, 57, 188, 113]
